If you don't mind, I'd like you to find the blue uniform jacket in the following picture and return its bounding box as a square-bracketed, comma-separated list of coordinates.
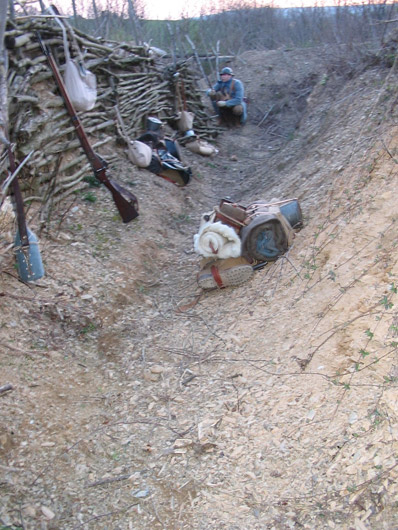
[212, 77, 247, 124]
[213, 78, 245, 107]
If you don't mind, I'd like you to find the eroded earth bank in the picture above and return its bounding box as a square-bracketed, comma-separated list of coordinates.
[2, 45, 398, 529]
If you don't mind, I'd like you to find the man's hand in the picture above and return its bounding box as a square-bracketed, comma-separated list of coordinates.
[217, 101, 227, 108]
[206, 89, 216, 97]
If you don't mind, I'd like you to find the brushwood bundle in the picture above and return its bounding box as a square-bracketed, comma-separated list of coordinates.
[1, 15, 216, 221]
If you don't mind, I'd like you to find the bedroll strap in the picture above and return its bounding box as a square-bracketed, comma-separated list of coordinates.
[211, 265, 224, 288]
[214, 209, 244, 231]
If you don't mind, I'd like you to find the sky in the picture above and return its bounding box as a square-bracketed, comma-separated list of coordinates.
[140, 0, 376, 20]
[53, 0, 389, 22]
[142, 0, 308, 20]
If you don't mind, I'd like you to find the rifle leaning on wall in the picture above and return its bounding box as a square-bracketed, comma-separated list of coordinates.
[37, 33, 139, 223]
[8, 144, 45, 282]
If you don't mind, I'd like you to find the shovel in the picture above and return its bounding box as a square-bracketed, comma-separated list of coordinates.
[8, 145, 44, 282]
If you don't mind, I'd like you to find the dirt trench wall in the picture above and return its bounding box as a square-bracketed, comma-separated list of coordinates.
[3, 42, 398, 529]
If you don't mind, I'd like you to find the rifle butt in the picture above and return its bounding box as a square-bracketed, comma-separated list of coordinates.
[105, 179, 139, 222]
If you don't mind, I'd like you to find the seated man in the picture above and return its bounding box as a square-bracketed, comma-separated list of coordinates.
[207, 67, 247, 126]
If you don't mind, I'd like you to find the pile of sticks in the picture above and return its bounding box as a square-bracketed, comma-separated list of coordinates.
[3, 16, 218, 221]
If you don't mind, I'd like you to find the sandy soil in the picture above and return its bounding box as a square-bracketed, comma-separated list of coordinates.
[1, 45, 398, 529]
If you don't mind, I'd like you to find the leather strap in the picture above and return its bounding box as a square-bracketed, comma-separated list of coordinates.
[246, 198, 299, 218]
[209, 241, 218, 254]
[211, 265, 224, 288]
[176, 292, 203, 312]
[221, 79, 235, 100]
[214, 210, 244, 230]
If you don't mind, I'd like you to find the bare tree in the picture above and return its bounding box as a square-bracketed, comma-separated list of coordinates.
[0, 0, 9, 147]
[127, 0, 143, 44]
[91, 0, 101, 33]
[59, 0, 398, 58]
[71, 0, 78, 26]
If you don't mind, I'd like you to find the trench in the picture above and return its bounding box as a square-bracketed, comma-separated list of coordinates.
[3, 47, 398, 529]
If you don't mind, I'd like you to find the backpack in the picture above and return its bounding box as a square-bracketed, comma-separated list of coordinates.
[156, 149, 191, 187]
[136, 133, 191, 187]
[54, 8, 97, 112]
[185, 138, 218, 157]
[127, 140, 152, 168]
[176, 110, 194, 132]
[204, 198, 301, 262]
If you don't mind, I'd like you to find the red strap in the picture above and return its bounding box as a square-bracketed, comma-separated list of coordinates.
[209, 241, 218, 254]
[211, 265, 224, 288]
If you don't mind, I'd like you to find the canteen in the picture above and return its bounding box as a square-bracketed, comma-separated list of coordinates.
[14, 227, 45, 282]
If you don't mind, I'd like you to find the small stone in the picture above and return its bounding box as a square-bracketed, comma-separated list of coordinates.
[143, 370, 160, 382]
[132, 488, 150, 498]
[150, 365, 164, 374]
[348, 412, 358, 424]
[41, 505, 55, 520]
[0, 431, 14, 452]
[173, 438, 193, 448]
[24, 505, 36, 517]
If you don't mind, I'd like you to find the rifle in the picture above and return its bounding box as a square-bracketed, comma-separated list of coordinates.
[8, 146, 28, 248]
[37, 32, 139, 223]
[8, 144, 45, 282]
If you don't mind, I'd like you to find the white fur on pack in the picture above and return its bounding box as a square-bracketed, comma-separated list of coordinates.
[193, 220, 241, 259]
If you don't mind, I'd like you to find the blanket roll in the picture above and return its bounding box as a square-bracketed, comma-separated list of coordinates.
[194, 221, 241, 259]
[240, 212, 293, 261]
